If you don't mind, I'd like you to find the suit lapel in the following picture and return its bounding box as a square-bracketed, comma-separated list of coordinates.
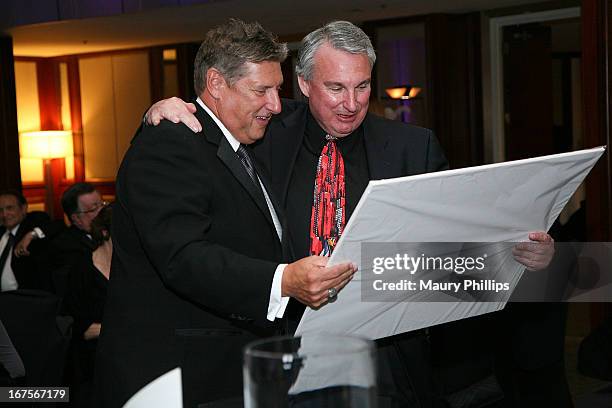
[70, 226, 97, 251]
[251, 158, 283, 220]
[270, 109, 395, 189]
[362, 114, 395, 180]
[196, 104, 276, 231]
[268, 106, 307, 206]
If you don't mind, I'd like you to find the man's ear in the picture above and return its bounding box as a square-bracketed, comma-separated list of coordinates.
[70, 213, 80, 228]
[206, 68, 227, 99]
[297, 75, 311, 98]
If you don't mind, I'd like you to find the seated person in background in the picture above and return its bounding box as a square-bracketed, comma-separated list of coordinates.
[0, 190, 59, 292]
[0, 320, 25, 385]
[63, 204, 112, 407]
[46, 183, 106, 297]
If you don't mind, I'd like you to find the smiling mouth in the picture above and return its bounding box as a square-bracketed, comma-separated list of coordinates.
[255, 114, 272, 121]
[337, 113, 356, 120]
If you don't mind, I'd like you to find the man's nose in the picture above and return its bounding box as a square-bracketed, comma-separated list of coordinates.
[267, 90, 282, 114]
[343, 90, 358, 112]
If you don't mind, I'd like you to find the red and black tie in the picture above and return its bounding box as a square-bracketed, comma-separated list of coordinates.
[309, 135, 346, 256]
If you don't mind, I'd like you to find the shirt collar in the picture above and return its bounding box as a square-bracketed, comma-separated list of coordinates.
[197, 97, 240, 153]
[3, 224, 19, 239]
[9, 224, 19, 236]
[304, 109, 363, 155]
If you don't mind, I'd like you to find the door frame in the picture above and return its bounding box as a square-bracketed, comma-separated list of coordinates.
[489, 7, 581, 162]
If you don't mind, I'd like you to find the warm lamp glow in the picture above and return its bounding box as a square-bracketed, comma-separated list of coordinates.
[385, 85, 422, 100]
[385, 86, 408, 99]
[20, 130, 73, 159]
[407, 87, 421, 99]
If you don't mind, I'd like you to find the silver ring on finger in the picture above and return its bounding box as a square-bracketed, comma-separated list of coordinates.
[327, 287, 338, 303]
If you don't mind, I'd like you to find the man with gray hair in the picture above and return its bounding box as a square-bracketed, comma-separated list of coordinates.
[147, 20, 554, 407]
[96, 19, 356, 408]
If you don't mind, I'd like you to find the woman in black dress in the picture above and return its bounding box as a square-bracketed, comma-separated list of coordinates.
[64, 205, 112, 407]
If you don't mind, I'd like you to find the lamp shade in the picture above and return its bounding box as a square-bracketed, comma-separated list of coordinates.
[384, 85, 422, 100]
[407, 86, 421, 99]
[19, 130, 73, 159]
[385, 86, 408, 99]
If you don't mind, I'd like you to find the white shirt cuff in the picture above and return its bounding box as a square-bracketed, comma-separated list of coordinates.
[267, 264, 290, 321]
[32, 227, 45, 239]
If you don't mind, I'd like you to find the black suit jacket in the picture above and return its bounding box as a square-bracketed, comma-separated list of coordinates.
[1, 211, 56, 291]
[96, 102, 287, 408]
[48, 225, 96, 297]
[50, 225, 96, 256]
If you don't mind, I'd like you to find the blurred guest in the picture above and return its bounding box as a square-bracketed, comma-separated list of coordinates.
[64, 205, 112, 407]
[0, 190, 56, 292]
[48, 183, 105, 297]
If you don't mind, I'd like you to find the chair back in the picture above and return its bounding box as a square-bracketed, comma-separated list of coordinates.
[0, 289, 71, 386]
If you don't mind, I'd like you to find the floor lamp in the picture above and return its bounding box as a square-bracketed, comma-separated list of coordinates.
[384, 85, 422, 123]
[19, 130, 73, 217]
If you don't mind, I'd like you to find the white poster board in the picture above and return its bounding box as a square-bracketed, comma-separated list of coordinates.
[297, 147, 606, 339]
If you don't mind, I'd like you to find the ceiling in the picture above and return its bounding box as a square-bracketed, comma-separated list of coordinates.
[6, 0, 545, 57]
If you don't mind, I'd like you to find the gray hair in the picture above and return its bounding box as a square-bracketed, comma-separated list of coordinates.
[194, 19, 288, 95]
[295, 21, 376, 80]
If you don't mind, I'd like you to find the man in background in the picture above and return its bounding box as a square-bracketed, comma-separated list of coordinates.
[48, 182, 104, 297]
[0, 190, 54, 292]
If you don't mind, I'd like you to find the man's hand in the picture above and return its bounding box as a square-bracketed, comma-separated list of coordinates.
[282, 256, 357, 308]
[145, 97, 201, 133]
[13, 232, 34, 258]
[513, 231, 554, 271]
[83, 323, 102, 340]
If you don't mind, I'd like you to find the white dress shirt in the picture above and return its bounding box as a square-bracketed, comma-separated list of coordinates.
[0, 225, 20, 292]
[197, 98, 290, 321]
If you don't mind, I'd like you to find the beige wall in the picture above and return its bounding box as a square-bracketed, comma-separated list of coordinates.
[14, 50, 151, 184]
[15, 61, 75, 182]
[14, 61, 44, 182]
[79, 51, 151, 179]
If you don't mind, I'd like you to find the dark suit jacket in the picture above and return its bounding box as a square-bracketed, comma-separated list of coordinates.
[1, 211, 57, 291]
[95, 102, 287, 408]
[48, 225, 96, 297]
[50, 226, 96, 258]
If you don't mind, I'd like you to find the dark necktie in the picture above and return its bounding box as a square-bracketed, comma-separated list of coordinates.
[237, 144, 284, 240]
[236, 144, 261, 189]
[310, 135, 346, 256]
[0, 233, 15, 278]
